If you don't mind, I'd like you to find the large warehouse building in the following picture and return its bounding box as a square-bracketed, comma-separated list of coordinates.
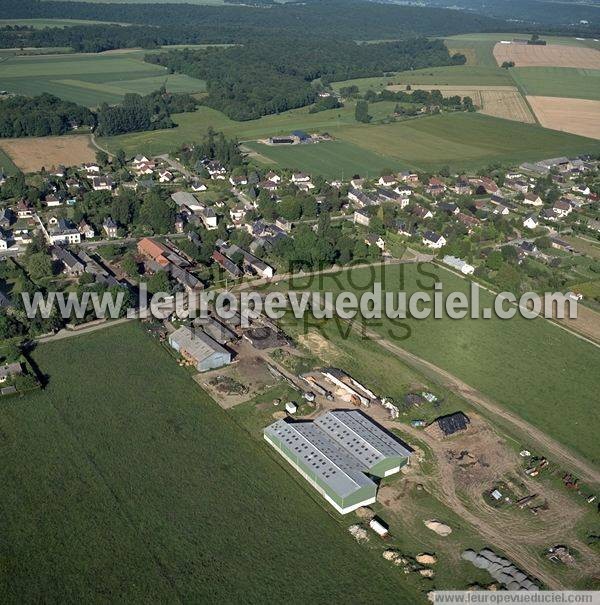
[264, 410, 412, 514]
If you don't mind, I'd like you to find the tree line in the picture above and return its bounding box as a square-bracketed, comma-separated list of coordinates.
[0, 93, 95, 138]
[0, 88, 197, 138]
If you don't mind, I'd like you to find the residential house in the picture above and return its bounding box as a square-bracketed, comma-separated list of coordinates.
[219, 242, 274, 279]
[44, 194, 62, 208]
[258, 179, 278, 192]
[82, 163, 100, 175]
[0, 208, 14, 229]
[353, 209, 371, 227]
[78, 220, 95, 239]
[350, 178, 365, 189]
[438, 202, 459, 215]
[506, 178, 529, 194]
[265, 171, 281, 183]
[0, 362, 22, 383]
[523, 215, 539, 230]
[378, 175, 396, 187]
[103, 217, 118, 238]
[422, 231, 446, 249]
[229, 174, 248, 187]
[457, 212, 481, 233]
[15, 200, 33, 219]
[48, 218, 81, 245]
[275, 218, 292, 233]
[453, 178, 471, 195]
[200, 206, 218, 230]
[212, 250, 244, 279]
[523, 192, 543, 206]
[52, 246, 85, 276]
[207, 161, 226, 179]
[92, 176, 114, 191]
[158, 170, 174, 183]
[426, 177, 446, 197]
[552, 199, 572, 218]
[364, 234, 385, 250]
[191, 180, 207, 192]
[412, 205, 433, 220]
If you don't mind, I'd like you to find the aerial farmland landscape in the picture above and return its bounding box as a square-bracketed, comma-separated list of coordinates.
[0, 0, 599, 602]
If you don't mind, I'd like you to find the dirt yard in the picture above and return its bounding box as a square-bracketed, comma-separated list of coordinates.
[386, 84, 535, 123]
[527, 96, 600, 139]
[0, 134, 96, 172]
[493, 42, 600, 69]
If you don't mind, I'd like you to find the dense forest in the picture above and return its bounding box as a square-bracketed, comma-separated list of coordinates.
[95, 89, 198, 136]
[147, 38, 465, 120]
[0, 89, 197, 138]
[0, 0, 506, 49]
[0, 94, 95, 137]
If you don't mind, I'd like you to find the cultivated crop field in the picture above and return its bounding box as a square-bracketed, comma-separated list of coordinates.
[0, 322, 418, 603]
[281, 263, 600, 465]
[0, 52, 206, 107]
[493, 42, 600, 70]
[527, 96, 600, 140]
[0, 135, 97, 172]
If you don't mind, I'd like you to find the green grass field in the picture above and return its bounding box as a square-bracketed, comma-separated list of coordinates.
[0, 147, 19, 175]
[510, 66, 600, 101]
[0, 52, 205, 106]
[0, 322, 419, 602]
[334, 112, 600, 171]
[245, 139, 408, 179]
[282, 263, 600, 466]
[102, 105, 600, 172]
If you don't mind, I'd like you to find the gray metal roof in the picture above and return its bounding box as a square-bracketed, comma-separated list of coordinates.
[170, 326, 229, 362]
[265, 410, 411, 500]
[265, 419, 372, 498]
[315, 410, 412, 469]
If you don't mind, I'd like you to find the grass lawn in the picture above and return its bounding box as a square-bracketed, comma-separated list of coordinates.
[279, 263, 600, 465]
[0, 147, 20, 175]
[0, 52, 205, 106]
[510, 67, 600, 101]
[0, 321, 419, 603]
[245, 139, 409, 180]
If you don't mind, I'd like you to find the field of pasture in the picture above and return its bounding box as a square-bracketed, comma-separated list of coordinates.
[0, 322, 418, 603]
[0, 51, 206, 106]
[511, 67, 600, 101]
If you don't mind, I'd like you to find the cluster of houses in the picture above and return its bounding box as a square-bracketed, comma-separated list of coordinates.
[348, 156, 598, 258]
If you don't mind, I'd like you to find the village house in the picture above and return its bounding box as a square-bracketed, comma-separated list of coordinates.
[44, 194, 62, 208]
[348, 187, 375, 208]
[92, 176, 114, 192]
[523, 215, 539, 230]
[438, 202, 459, 215]
[0, 362, 22, 384]
[523, 192, 543, 206]
[364, 234, 385, 250]
[207, 161, 227, 179]
[82, 163, 101, 175]
[506, 178, 529, 194]
[452, 178, 471, 195]
[456, 212, 481, 233]
[212, 250, 244, 279]
[190, 179, 207, 192]
[103, 217, 118, 238]
[265, 171, 281, 183]
[552, 199, 572, 218]
[158, 170, 174, 183]
[218, 242, 274, 279]
[412, 204, 433, 220]
[353, 209, 371, 227]
[52, 246, 85, 276]
[15, 200, 34, 219]
[229, 174, 248, 187]
[135, 162, 155, 176]
[48, 218, 81, 245]
[275, 217, 292, 233]
[350, 178, 365, 189]
[426, 177, 446, 197]
[399, 171, 419, 184]
[422, 230, 446, 249]
[378, 175, 396, 187]
[78, 220, 95, 239]
[469, 177, 498, 195]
